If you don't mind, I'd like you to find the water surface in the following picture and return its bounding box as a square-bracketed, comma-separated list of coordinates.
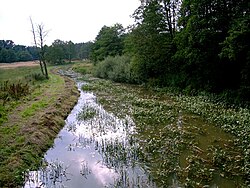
[24, 81, 155, 188]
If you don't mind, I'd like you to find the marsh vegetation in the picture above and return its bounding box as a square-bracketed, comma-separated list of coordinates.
[81, 77, 249, 187]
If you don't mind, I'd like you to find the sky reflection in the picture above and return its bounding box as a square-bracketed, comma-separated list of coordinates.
[24, 80, 155, 188]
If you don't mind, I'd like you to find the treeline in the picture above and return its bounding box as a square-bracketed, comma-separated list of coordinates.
[90, 0, 250, 103]
[0, 39, 93, 64]
[44, 40, 93, 64]
[0, 40, 38, 63]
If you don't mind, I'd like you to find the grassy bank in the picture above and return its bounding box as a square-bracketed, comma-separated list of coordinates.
[0, 66, 79, 187]
[81, 78, 249, 187]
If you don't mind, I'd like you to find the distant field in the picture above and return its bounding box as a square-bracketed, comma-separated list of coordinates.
[0, 63, 41, 82]
[0, 61, 39, 69]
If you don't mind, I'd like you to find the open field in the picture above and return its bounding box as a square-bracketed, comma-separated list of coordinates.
[0, 61, 39, 69]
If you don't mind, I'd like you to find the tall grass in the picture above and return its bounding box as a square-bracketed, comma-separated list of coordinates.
[72, 60, 93, 75]
[0, 66, 43, 124]
[0, 66, 41, 81]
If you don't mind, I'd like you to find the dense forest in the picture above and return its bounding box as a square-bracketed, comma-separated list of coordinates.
[90, 0, 249, 104]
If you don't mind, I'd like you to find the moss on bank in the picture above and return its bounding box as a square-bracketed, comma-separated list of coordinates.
[0, 68, 79, 187]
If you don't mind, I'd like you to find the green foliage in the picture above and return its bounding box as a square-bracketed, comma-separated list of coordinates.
[90, 24, 125, 62]
[94, 55, 137, 83]
[75, 66, 87, 75]
[82, 78, 249, 187]
[0, 105, 8, 124]
[108, 0, 250, 104]
[16, 50, 33, 61]
[0, 40, 37, 63]
[45, 40, 93, 64]
[77, 105, 96, 121]
[72, 61, 93, 75]
[125, 1, 175, 82]
[45, 39, 66, 64]
[0, 81, 30, 102]
[220, 15, 250, 98]
[64, 41, 76, 63]
[25, 73, 47, 81]
[75, 42, 94, 60]
[21, 99, 49, 118]
[174, 0, 249, 94]
[0, 48, 16, 63]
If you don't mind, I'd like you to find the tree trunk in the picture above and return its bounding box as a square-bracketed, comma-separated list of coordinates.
[39, 60, 45, 75]
[43, 60, 49, 79]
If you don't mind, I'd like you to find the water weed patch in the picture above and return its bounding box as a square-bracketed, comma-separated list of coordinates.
[82, 78, 249, 187]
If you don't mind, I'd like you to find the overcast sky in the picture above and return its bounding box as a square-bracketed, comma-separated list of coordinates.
[0, 0, 140, 46]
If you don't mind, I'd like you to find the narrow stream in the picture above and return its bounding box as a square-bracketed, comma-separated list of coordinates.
[24, 75, 156, 187]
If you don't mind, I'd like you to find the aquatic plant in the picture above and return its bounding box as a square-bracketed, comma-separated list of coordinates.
[82, 78, 249, 187]
[80, 160, 91, 178]
[24, 159, 71, 187]
[173, 94, 250, 186]
[77, 104, 97, 121]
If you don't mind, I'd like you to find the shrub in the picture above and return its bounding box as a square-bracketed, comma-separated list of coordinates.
[0, 80, 30, 102]
[94, 55, 137, 83]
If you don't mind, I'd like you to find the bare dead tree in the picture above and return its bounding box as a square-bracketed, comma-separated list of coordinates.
[30, 17, 44, 75]
[37, 24, 49, 79]
[30, 17, 49, 79]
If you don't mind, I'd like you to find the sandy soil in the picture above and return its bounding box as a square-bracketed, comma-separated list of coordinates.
[0, 61, 39, 69]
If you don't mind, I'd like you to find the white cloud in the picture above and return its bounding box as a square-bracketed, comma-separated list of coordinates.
[0, 0, 140, 46]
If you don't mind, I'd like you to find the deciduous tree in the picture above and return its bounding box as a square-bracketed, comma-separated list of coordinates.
[90, 24, 125, 62]
[30, 17, 49, 79]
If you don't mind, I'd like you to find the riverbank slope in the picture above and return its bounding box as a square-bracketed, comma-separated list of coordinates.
[0, 67, 79, 187]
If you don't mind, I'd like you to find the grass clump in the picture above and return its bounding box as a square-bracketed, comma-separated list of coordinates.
[77, 105, 96, 121]
[25, 73, 47, 82]
[21, 99, 49, 118]
[0, 81, 30, 102]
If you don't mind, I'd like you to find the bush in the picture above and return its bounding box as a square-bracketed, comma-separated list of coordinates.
[94, 55, 136, 83]
[0, 80, 30, 102]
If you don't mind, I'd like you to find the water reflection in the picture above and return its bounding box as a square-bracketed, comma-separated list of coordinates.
[24, 81, 156, 188]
